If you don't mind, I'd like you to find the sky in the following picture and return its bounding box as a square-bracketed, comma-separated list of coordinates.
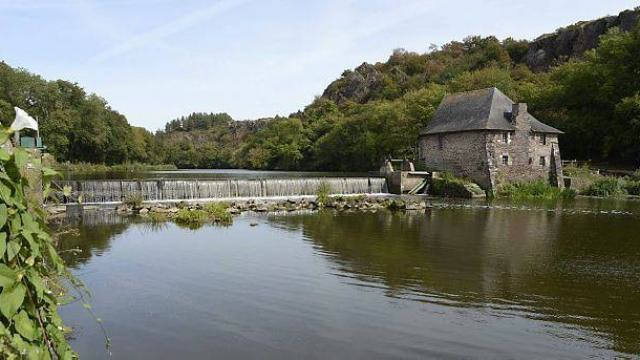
[0, 0, 636, 130]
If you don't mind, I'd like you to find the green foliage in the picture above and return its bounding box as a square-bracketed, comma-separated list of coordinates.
[0, 63, 163, 164]
[530, 25, 640, 164]
[429, 173, 484, 198]
[202, 202, 232, 224]
[315, 182, 331, 207]
[53, 162, 177, 174]
[497, 180, 576, 200]
[5, 23, 640, 170]
[123, 194, 143, 208]
[582, 177, 627, 197]
[173, 208, 209, 228]
[147, 212, 168, 223]
[0, 131, 82, 357]
[173, 203, 233, 229]
[623, 179, 640, 195]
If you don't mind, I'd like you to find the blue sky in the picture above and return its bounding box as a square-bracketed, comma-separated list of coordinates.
[0, 0, 635, 130]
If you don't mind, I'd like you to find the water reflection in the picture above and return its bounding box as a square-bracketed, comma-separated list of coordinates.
[267, 200, 640, 354]
[57, 198, 640, 356]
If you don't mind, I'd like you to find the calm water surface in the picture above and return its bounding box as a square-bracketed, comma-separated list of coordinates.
[58, 198, 640, 359]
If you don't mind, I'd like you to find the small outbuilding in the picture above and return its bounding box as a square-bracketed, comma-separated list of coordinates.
[418, 87, 563, 192]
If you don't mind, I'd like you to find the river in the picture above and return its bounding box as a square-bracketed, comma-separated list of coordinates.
[56, 196, 640, 359]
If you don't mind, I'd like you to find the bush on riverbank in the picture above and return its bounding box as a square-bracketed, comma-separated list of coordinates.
[582, 177, 640, 197]
[430, 173, 484, 198]
[498, 180, 576, 200]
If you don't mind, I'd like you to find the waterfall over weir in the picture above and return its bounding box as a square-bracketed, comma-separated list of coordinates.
[55, 177, 388, 204]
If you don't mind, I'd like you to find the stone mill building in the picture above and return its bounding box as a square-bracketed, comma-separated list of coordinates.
[418, 87, 563, 191]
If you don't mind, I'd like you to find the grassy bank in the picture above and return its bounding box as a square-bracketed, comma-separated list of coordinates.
[53, 161, 178, 174]
[430, 173, 485, 198]
[564, 164, 640, 198]
[497, 180, 576, 200]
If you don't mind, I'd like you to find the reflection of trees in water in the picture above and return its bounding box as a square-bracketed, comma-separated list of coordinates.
[269, 208, 640, 355]
[52, 211, 136, 267]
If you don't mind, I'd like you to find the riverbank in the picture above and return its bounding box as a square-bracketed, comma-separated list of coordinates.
[52, 161, 178, 174]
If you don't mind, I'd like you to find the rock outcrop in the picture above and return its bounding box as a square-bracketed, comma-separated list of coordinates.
[525, 8, 640, 72]
[321, 63, 385, 104]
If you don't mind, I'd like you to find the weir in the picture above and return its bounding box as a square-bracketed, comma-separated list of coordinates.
[54, 177, 388, 204]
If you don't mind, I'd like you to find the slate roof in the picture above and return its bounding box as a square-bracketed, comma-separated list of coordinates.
[419, 87, 563, 135]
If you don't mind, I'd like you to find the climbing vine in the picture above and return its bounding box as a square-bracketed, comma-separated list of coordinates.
[0, 128, 78, 359]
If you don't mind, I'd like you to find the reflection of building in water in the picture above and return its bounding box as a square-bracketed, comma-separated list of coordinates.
[275, 206, 640, 355]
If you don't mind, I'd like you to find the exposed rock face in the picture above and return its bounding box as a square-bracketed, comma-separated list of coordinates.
[525, 8, 640, 72]
[321, 63, 385, 104]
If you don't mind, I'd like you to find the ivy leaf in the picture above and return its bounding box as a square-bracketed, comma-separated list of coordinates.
[12, 148, 29, 169]
[21, 212, 39, 233]
[0, 232, 6, 259]
[26, 270, 45, 300]
[0, 203, 7, 227]
[0, 147, 10, 161]
[0, 182, 12, 204]
[9, 216, 21, 234]
[13, 310, 36, 341]
[42, 167, 59, 180]
[6, 240, 21, 261]
[0, 129, 9, 146]
[0, 283, 25, 318]
[0, 263, 16, 288]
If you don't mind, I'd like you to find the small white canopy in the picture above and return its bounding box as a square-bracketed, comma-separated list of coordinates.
[10, 107, 38, 133]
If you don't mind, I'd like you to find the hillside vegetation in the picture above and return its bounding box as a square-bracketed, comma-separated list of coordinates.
[2, 8, 639, 171]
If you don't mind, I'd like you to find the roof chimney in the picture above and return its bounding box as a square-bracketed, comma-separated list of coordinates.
[512, 103, 527, 119]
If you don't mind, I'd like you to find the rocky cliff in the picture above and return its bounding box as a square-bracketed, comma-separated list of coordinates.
[525, 8, 640, 71]
[320, 8, 640, 105]
[321, 63, 386, 104]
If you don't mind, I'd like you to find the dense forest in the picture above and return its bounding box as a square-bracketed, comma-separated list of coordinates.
[2, 8, 640, 170]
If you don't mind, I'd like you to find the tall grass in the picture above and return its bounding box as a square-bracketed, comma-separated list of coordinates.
[123, 193, 143, 208]
[54, 161, 177, 174]
[315, 182, 331, 207]
[202, 202, 232, 224]
[582, 177, 640, 197]
[498, 180, 576, 200]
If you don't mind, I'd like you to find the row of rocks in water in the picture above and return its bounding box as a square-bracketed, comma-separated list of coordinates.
[110, 195, 428, 216]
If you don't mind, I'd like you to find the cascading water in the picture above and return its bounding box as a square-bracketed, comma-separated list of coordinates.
[54, 177, 388, 204]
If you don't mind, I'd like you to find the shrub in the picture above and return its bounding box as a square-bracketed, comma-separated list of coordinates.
[173, 208, 209, 227]
[315, 182, 331, 207]
[148, 212, 168, 223]
[622, 179, 640, 196]
[429, 172, 483, 198]
[123, 193, 143, 208]
[202, 202, 232, 224]
[498, 180, 575, 200]
[563, 164, 601, 192]
[582, 177, 627, 197]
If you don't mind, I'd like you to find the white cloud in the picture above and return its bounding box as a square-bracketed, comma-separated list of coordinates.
[89, 0, 251, 63]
